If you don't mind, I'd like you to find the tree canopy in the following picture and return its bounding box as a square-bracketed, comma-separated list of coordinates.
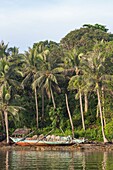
[1, 24, 113, 143]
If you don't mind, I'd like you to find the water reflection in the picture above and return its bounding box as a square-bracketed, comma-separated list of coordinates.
[1, 150, 113, 170]
[12, 151, 86, 170]
[102, 152, 107, 170]
[5, 151, 9, 170]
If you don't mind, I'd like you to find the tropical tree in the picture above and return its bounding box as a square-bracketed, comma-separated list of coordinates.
[0, 41, 9, 59]
[65, 93, 75, 138]
[68, 75, 85, 131]
[0, 56, 23, 143]
[32, 41, 63, 110]
[0, 84, 21, 143]
[21, 47, 40, 128]
[63, 49, 86, 131]
[60, 25, 113, 53]
[81, 42, 110, 142]
[83, 24, 109, 32]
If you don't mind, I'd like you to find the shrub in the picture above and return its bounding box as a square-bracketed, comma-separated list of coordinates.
[105, 120, 113, 141]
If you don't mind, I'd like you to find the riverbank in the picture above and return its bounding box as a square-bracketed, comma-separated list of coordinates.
[1, 141, 113, 151]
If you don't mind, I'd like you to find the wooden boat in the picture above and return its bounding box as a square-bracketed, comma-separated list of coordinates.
[10, 136, 85, 146]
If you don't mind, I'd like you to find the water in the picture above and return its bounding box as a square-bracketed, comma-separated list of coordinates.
[0, 150, 113, 170]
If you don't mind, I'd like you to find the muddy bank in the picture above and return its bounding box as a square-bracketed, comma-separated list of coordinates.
[1, 141, 113, 151]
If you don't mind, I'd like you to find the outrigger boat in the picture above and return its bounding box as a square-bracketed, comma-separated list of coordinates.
[10, 136, 85, 146]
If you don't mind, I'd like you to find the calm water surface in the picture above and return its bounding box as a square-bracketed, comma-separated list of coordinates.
[0, 150, 113, 170]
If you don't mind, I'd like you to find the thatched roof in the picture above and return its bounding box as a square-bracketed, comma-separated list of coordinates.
[12, 128, 31, 136]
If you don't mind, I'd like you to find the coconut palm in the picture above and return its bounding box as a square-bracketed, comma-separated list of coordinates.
[65, 93, 75, 138]
[68, 75, 85, 131]
[0, 56, 23, 143]
[32, 45, 62, 110]
[21, 47, 40, 128]
[63, 49, 86, 131]
[32, 41, 65, 130]
[0, 41, 9, 59]
[0, 87, 22, 143]
[22, 41, 62, 128]
[81, 42, 109, 142]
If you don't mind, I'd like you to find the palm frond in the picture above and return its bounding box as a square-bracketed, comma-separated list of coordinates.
[21, 73, 32, 88]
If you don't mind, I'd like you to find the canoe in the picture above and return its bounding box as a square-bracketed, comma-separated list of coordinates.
[10, 137, 85, 146]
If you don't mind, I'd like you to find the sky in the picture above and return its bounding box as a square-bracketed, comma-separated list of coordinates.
[0, 0, 113, 52]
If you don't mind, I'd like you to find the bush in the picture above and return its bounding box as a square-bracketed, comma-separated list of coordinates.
[105, 120, 113, 141]
[85, 128, 98, 141]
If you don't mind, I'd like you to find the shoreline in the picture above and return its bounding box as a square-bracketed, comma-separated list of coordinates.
[1, 141, 113, 152]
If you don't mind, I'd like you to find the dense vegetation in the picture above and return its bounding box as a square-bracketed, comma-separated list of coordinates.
[1, 24, 113, 143]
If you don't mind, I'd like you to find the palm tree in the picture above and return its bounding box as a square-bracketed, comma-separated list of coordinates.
[32, 47, 62, 110]
[0, 41, 9, 59]
[0, 93, 22, 144]
[65, 93, 75, 138]
[68, 75, 85, 131]
[21, 47, 40, 128]
[0, 56, 23, 143]
[81, 42, 109, 142]
[63, 49, 86, 131]
[32, 41, 64, 111]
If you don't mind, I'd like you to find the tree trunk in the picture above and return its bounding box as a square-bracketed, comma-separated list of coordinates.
[1, 112, 5, 132]
[75, 66, 85, 130]
[65, 93, 74, 139]
[34, 88, 39, 128]
[4, 111, 9, 144]
[97, 88, 108, 143]
[84, 92, 88, 113]
[51, 88, 56, 109]
[96, 104, 99, 118]
[42, 88, 44, 120]
[79, 92, 85, 131]
[102, 86, 106, 127]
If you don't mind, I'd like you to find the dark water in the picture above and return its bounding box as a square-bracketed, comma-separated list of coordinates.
[0, 150, 113, 170]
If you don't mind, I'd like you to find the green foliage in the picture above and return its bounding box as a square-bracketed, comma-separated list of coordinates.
[83, 23, 109, 32]
[84, 128, 98, 141]
[48, 107, 64, 129]
[1, 25, 113, 142]
[60, 26, 113, 53]
[64, 129, 72, 136]
[105, 120, 113, 141]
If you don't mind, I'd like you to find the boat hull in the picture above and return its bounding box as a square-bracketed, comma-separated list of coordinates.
[15, 141, 75, 146]
[10, 137, 76, 146]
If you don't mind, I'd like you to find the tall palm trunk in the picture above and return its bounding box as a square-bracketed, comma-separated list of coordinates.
[1, 112, 5, 132]
[84, 92, 88, 113]
[50, 88, 56, 109]
[75, 66, 85, 130]
[97, 87, 108, 143]
[34, 88, 39, 128]
[101, 86, 106, 127]
[4, 111, 9, 144]
[96, 104, 99, 118]
[65, 93, 74, 138]
[79, 92, 85, 131]
[42, 88, 44, 120]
